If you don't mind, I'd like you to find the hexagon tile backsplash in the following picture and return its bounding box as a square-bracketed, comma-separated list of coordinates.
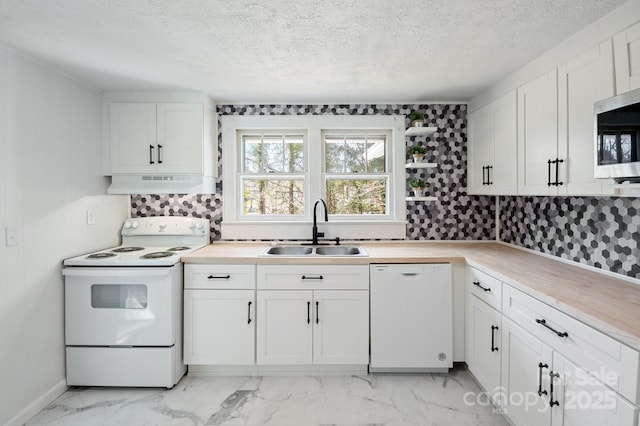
[500, 196, 640, 279]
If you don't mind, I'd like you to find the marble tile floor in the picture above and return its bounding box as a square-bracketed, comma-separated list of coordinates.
[26, 365, 508, 426]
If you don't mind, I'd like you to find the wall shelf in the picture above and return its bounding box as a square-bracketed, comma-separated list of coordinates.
[405, 126, 437, 137]
[405, 196, 438, 202]
[405, 162, 437, 169]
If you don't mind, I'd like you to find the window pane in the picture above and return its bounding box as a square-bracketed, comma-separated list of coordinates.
[243, 179, 304, 215]
[366, 138, 386, 172]
[325, 135, 345, 173]
[326, 179, 386, 215]
[284, 135, 304, 172]
[243, 134, 304, 173]
[345, 137, 366, 173]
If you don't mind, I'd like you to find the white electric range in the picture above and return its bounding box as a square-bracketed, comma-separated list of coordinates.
[63, 216, 209, 388]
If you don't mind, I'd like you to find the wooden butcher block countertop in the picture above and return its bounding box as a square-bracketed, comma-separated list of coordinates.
[183, 241, 640, 351]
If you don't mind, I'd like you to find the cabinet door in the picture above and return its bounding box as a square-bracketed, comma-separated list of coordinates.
[312, 290, 369, 365]
[501, 317, 553, 426]
[467, 296, 502, 405]
[109, 103, 157, 174]
[468, 105, 494, 195]
[614, 21, 640, 94]
[551, 352, 638, 426]
[518, 70, 559, 195]
[491, 91, 518, 195]
[558, 41, 615, 195]
[157, 103, 204, 174]
[256, 290, 312, 365]
[183, 289, 255, 365]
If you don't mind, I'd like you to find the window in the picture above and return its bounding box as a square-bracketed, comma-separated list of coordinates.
[240, 131, 305, 216]
[323, 131, 390, 216]
[222, 115, 405, 240]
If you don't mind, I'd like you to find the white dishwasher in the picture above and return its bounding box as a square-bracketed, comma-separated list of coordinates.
[370, 263, 452, 372]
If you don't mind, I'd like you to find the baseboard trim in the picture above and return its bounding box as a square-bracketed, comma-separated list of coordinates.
[5, 379, 67, 426]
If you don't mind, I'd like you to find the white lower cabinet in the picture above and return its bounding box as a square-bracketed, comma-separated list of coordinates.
[501, 317, 553, 426]
[256, 265, 369, 366]
[466, 267, 640, 426]
[466, 294, 502, 404]
[183, 265, 256, 365]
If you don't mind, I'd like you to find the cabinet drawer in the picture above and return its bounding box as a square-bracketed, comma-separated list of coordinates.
[185, 264, 256, 289]
[503, 284, 640, 404]
[257, 265, 369, 290]
[467, 266, 502, 311]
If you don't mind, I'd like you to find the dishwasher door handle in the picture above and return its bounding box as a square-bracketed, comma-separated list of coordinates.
[401, 273, 419, 276]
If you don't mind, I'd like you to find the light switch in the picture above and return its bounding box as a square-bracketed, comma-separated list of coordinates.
[86, 210, 96, 225]
[5, 227, 18, 247]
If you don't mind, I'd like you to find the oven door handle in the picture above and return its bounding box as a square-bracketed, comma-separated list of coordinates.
[62, 268, 173, 277]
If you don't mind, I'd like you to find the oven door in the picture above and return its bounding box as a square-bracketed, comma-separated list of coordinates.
[63, 265, 180, 346]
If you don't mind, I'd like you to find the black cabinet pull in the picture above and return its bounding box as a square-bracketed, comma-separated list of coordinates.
[307, 301, 311, 324]
[487, 165, 493, 185]
[554, 158, 564, 186]
[473, 281, 491, 292]
[549, 371, 560, 407]
[547, 159, 553, 186]
[482, 166, 487, 185]
[247, 301, 252, 324]
[207, 275, 231, 280]
[157, 144, 163, 164]
[315, 301, 320, 324]
[301, 275, 323, 280]
[538, 363, 549, 396]
[535, 319, 568, 338]
[491, 325, 499, 352]
[149, 145, 155, 165]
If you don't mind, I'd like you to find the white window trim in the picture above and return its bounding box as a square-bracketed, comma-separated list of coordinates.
[221, 115, 406, 240]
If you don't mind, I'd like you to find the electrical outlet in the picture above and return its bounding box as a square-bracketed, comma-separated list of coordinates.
[5, 227, 18, 247]
[86, 210, 96, 225]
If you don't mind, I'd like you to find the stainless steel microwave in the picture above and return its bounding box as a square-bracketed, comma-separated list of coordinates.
[595, 88, 640, 183]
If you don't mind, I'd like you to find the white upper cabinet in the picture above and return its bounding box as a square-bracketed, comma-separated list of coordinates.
[468, 90, 517, 195]
[103, 92, 216, 177]
[558, 40, 616, 196]
[517, 70, 559, 195]
[614, 20, 640, 94]
[518, 41, 616, 196]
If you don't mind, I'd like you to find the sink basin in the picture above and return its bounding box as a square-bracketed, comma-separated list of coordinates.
[315, 246, 364, 256]
[263, 246, 313, 256]
[260, 245, 367, 257]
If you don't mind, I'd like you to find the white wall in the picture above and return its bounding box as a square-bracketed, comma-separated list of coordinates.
[0, 46, 129, 426]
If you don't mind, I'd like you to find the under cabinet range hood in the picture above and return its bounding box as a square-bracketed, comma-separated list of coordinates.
[107, 175, 215, 194]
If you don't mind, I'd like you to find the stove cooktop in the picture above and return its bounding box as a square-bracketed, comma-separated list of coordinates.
[63, 245, 201, 267]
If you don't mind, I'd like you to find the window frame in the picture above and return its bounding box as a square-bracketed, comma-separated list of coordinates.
[221, 115, 406, 240]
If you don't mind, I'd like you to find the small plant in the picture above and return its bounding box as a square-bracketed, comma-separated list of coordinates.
[408, 111, 425, 122]
[408, 146, 427, 155]
[409, 178, 428, 189]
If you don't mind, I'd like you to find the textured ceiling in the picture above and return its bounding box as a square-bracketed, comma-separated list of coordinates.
[0, 0, 629, 103]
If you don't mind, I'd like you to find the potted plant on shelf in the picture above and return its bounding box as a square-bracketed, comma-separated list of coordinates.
[409, 178, 428, 197]
[409, 111, 426, 127]
[408, 145, 427, 163]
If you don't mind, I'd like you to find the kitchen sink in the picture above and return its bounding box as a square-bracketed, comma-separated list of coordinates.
[315, 246, 364, 256]
[263, 246, 313, 256]
[260, 245, 368, 257]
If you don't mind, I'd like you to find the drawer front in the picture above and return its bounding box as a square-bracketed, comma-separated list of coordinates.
[257, 265, 369, 290]
[185, 264, 256, 290]
[503, 284, 640, 404]
[467, 266, 502, 311]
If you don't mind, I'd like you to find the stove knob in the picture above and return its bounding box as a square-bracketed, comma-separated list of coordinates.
[188, 220, 196, 229]
[159, 223, 167, 231]
[196, 222, 205, 230]
[131, 221, 139, 229]
[124, 221, 133, 229]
